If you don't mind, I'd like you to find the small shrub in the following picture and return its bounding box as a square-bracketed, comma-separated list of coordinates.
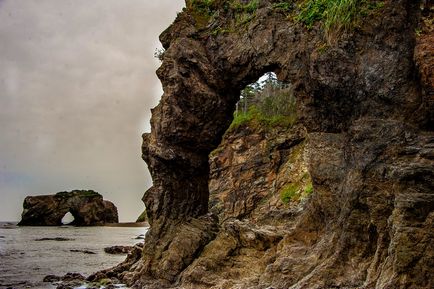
[280, 184, 299, 204]
[154, 48, 165, 61]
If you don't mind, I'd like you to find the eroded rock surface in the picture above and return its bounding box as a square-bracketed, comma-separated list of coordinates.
[124, 0, 433, 288]
[209, 123, 309, 224]
[18, 190, 118, 226]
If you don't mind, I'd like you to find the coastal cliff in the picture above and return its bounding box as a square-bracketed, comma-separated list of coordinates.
[18, 190, 118, 226]
[97, 0, 433, 288]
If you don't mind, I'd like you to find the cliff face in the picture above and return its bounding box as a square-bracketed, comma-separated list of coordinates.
[134, 0, 433, 288]
[208, 123, 309, 224]
[18, 190, 118, 226]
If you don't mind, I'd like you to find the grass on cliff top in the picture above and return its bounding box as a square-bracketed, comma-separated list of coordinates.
[56, 190, 100, 198]
[188, 0, 260, 32]
[295, 0, 385, 41]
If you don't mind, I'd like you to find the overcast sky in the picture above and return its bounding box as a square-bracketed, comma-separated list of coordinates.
[0, 0, 185, 222]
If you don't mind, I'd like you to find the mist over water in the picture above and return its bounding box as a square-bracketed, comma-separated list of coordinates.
[0, 223, 147, 288]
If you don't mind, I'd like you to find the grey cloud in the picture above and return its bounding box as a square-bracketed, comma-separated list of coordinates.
[0, 0, 185, 221]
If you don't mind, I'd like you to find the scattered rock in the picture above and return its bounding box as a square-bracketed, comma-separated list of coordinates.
[61, 273, 85, 281]
[0, 223, 17, 229]
[43, 275, 61, 282]
[87, 243, 144, 284]
[70, 249, 96, 254]
[104, 245, 133, 255]
[44, 272, 85, 282]
[44, 273, 87, 289]
[35, 237, 74, 241]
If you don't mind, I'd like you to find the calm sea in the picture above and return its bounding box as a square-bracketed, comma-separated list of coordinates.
[0, 222, 148, 289]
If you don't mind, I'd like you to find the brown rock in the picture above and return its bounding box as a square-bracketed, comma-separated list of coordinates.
[104, 245, 133, 255]
[18, 190, 118, 226]
[106, 0, 434, 288]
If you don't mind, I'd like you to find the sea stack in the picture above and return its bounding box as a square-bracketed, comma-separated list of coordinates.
[18, 190, 118, 226]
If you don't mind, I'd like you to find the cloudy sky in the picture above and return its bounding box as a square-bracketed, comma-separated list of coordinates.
[0, 0, 185, 222]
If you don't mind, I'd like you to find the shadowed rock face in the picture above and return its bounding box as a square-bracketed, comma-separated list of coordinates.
[18, 190, 118, 226]
[133, 0, 433, 288]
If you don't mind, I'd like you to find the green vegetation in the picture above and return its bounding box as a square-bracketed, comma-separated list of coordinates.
[190, 0, 215, 15]
[209, 145, 225, 157]
[230, 0, 259, 14]
[279, 172, 313, 205]
[295, 0, 385, 40]
[211, 27, 235, 36]
[188, 0, 261, 35]
[136, 209, 147, 223]
[56, 190, 100, 198]
[280, 184, 299, 204]
[226, 0, 260, 30]
[272, 1, 293, 13]
[304, 182, 314, 195]
[188, 0, 217, 29]
[229, 106, 295, 131]
[228, 72, 297, 131]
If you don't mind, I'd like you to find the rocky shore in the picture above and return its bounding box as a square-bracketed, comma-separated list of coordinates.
[43, 243, 143, 289]
[38, 0, 434, 288]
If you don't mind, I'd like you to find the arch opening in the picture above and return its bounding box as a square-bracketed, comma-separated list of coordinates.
[208, 71, 306, 221]
[61, 211, 75, 225]
[233, 71, 296, 128]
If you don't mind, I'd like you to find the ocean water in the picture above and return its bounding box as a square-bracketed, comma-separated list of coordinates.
[0, 222, 148, 289]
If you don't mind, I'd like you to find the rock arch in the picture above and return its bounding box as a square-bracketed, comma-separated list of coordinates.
[138, 1, 433, 288]
[18, 190, 118, 226]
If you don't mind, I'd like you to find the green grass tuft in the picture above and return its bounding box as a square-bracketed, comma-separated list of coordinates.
[272, 1, 294, 13]
[304, 182, 314, 195]
[231, 0, 259, 14]
[280, 184, 299, 204]
[295, 0, 385, 42]
[56, 190, 100, 198]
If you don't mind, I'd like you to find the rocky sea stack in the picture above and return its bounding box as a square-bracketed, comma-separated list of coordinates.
[18, 190, 118, 226]
[88, 0, 433, 288]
